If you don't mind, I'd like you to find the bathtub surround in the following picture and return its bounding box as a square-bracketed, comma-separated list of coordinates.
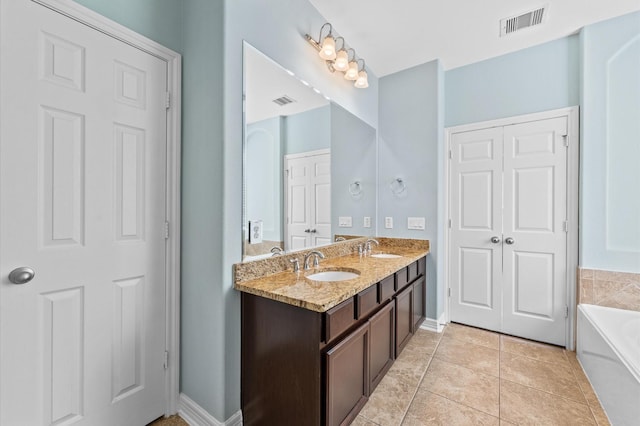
[578, 268, 640, 312]
[577, 305, 639, 426]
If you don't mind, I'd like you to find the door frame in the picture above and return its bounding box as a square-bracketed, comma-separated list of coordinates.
[443, 107, 579, 350]
[0, 0, 183, 415]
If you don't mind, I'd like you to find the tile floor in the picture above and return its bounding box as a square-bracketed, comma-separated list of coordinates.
[355, 323, 610, 426]
[151, 323, 610, 426]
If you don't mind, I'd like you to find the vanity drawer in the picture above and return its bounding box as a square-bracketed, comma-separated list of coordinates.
[356, 284, 379, 319]
[379, 275, 395, 302]
[324, 297, 356, 342]
[395, 266, 409, 290]
[407, 260, 419, 283]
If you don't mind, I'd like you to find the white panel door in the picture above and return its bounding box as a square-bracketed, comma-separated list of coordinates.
[449, 116, 569, 346]
[285, 156, 311, 251]
[449, 128, 504, 331]
[0, 1, 167, 425]
[284, 151, 331, 250]
[311, 154, 331, 246]
[502, 117, 568, 345]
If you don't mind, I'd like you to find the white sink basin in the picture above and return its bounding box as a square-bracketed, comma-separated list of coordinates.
[370, 253, 403, 259]
[306, 270, 360, 282]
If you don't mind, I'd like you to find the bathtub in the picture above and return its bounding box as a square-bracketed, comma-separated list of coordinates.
[577, 304, 640, 426]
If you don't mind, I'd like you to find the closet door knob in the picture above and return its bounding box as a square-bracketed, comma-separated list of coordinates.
[505, 237, 515, 245]
[490, 236, 501, 244]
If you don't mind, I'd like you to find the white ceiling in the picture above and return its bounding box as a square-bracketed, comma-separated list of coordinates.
[245, 45, 329, 124]
[309, 0, 640, 76]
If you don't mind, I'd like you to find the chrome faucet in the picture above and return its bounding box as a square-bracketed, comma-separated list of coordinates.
[335, 236, 346, 242]
[290, 258, 300, 273]
[270, 246, 284, 256]
[303, 250, 325, 270]
[365, 238, 379, 254]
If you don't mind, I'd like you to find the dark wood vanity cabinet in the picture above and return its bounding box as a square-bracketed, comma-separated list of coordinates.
[241, 256, 427, 426]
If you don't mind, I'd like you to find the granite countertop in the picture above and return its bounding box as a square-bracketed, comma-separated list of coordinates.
[234, 242, 429, 312]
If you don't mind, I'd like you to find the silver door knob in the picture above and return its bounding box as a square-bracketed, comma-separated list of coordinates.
[8, 267, 35, 285]
[310, 229, 317, 233]
[304, 229, 311, 233]
[491, 236, 501, 244]
[505, 237, 515, 245]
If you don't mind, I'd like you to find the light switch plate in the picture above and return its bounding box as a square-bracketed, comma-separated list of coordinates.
[385, 217, 393, 229]
[338, 216, 353, 227]
[407, 217, 426, 230]
[363, 216, 371, 228]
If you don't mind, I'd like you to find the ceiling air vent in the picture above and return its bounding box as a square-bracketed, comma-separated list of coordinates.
[272, 95, 296, 106]
[500, 6, 546, 36]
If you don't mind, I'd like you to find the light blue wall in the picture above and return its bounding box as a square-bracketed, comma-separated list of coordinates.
[377, 60, 443, 320]
[445, 36, 580, 127]
[246, 117, 283, 242]
[73, 0, 182, 52]
[180, 0, 226, 418]
[331, 103, 377, 238]
[223, 0, 379, 420]
[580, 11, 640, 273]
[284, 105, 330, 154]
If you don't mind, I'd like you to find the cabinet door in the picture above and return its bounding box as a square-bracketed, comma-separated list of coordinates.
[412, 276, 426, 330]
[395, 284, 413, 357]
[325, 322, 369, 426]
[369, 302, 395, 392]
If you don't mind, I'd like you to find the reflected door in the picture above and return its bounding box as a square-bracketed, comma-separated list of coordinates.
[449, 117, 568, 346]
[0, 1, 167, 424]
[284, 150, 331, 251]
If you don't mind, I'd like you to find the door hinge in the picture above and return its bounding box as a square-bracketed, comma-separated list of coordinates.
[163, 351, 169, 369]
[448, 288, 451, 297]
[448, 219, 452, 229]
[563, 135, 569, 147]
[449, 149, 452, 159]
[164, 221, 170, 239]
[165, 91, 171, 109]
[563, 221, 569, 233]
[564, 306, 569, 319]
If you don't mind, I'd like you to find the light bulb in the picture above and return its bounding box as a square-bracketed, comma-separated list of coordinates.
[318, 35, 336, 60]
[355, 70, 369, 88]
[344, 61, 358, 80]
[334, 49, 349, 71]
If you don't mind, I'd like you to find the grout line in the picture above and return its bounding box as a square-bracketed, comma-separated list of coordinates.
[498, 335, 502, 421]
[499, 376, 590, 406]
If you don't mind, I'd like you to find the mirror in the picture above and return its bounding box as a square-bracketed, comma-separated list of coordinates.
[242, 42, 377, 261]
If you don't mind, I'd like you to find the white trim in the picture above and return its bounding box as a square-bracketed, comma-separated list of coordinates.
[178, 394, 243, 426]
[443, 106, 580, 350]
[420, 316, 445, 333]
[31, 0, 183, 415]
[283, 148, 330, 160]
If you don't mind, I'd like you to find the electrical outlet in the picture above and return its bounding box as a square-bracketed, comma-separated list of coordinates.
[338, 216, 353, 227]
[363, 216, 371, 228]
[385, 217, 393, 229]
[407, 217, 426, 230]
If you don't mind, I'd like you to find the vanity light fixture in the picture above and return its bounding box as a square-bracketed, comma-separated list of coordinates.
[354, 59, 369, 88]
[305, 23, 369, 89]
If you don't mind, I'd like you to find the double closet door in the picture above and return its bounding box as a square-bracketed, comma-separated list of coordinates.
[284, 150, 331, 251]
[449, 116, 568, 346]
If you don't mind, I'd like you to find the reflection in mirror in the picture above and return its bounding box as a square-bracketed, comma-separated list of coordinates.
[243, 42, 376, 262]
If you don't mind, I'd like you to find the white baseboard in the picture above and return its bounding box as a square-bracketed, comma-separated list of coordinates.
[420, 316, 445, 333]
[178, 393, 243, 426]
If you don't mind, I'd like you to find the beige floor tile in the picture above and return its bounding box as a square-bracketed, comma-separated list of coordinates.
[500, 335, 569, 365]
[359, 372, 416, 426]
[499, 421, 516, 425]
[405, 328, 442, 355]
[420, 358, 499, 417]
[444, 322, 500, 349]
[500, 379, 595, 425]
[566, 355, 600, 406]
[500, 351, 586, 403]
[589, 403, 612, 426]
[402, 389, 499, 426]
[148, 415, 188, 426]
[434, 335, 499, 376]
[389, 347, 432, 388]
[351, 415, 381, 426]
